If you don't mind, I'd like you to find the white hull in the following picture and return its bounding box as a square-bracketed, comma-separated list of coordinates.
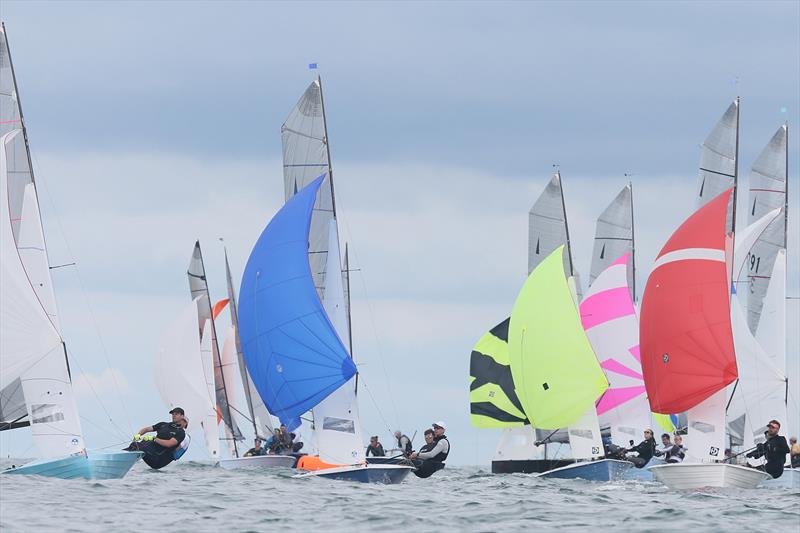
[649, 463, 771, 489]
[218, 455, 296, 470]
[761, 468, 800, 489]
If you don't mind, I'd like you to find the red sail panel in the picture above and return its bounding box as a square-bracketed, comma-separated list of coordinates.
[640, 189, 737, 414]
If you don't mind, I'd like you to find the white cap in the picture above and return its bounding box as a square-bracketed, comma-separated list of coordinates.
[432, 421, 446, 430]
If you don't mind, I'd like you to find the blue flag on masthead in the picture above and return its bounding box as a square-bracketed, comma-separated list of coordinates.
[308, 63, 318, 70]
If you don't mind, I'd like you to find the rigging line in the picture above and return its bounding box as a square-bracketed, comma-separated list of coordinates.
[357, 375, 394, 435]
[332, 202, 401, 425]
[65, 350, 129, 441]
[28, 153, 134, 435]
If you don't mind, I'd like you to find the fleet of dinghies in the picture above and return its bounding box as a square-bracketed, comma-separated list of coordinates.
[0, 19, 794, 489]
[471, 99, 795, 489]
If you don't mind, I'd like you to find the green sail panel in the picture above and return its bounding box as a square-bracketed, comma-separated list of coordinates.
[509, 246, 608, 430]
[469, 319, 528, 427]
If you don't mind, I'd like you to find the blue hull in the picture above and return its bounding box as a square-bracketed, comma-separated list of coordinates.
[622, 457, 665, 481]
[2, 451, 142, 480]
[538, 459, 632, 481]
[297, 465, 414, 484]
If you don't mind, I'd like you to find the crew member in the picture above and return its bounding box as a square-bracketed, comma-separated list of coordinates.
[366, 436, 386, 457]
[410, 421, 449, 478]
[245, 438, 267, 457]
[625, 429, 657, 468]
[394, 430, 412, 457]
[124, 407, 188, 470]
[747, 419, 791, 478]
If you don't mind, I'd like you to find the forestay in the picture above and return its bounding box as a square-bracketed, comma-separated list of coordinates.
[746, 124, 788, 333]
[238, 176, 357, 428]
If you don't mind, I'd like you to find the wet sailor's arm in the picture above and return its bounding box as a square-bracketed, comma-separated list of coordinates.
[137, 426, 154, 435]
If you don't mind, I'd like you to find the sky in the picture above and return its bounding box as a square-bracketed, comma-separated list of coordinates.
[1, 1, 798, 465]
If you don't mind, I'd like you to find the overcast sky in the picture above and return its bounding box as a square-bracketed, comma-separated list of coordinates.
[1, 1, 798, 465]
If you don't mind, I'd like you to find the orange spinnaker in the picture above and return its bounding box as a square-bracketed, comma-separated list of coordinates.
[296, 455, 344, 471]
[212, 298, 230, 320]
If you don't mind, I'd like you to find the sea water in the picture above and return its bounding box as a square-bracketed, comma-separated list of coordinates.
[0, 460, 797, 532]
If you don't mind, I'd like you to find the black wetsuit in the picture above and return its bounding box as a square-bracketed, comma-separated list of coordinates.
[413, 435, 449, 478]
[366, 444, 386, 457]
[397, 434, 412, 457]
[751, 435, 791, 478]
[627, 437, 656, 468]
[131, 421, 186, 469]
[245, 447, 267, 457]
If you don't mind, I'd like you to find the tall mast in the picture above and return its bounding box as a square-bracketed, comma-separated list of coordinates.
[224, 247, 258, 438]
[194, 242, 239, 457]
[784, 122, 789, 249]
[731, 96, 740, 235]
[317, 75, 337, 217]
[345, 243, 357, 395]
[558, 170, 575, 276]
[629, 181, 637, 302]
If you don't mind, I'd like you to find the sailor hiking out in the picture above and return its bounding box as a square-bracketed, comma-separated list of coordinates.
[124, 407, 189, 469]
[746, 419, 791, 479]
[410, 421, 449, 478]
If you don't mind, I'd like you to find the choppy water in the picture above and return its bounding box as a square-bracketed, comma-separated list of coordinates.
[0, 459, 797, 532]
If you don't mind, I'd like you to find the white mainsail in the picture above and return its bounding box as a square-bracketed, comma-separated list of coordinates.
[155, 297, 220, 460]
[0, 129, 85, 457]
[281, 79, 336, 300]
[695, 99, 739, 233]
[187, 242, 242, 445]
[746, 124, 788, 333]
[311, 220, 364, 464]
[589, 184, 634, 301]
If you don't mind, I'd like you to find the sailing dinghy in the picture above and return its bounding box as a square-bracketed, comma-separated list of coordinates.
[0, 24, 141, 479]
[508, 246, 630, 481]
[641, 189, 770, 489]
[238, 176, 412, 484]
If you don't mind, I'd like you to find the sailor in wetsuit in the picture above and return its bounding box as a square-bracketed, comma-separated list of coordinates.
[625, 429, 657, 468]
[409, 421, 449, 478]
[244, 438, 267, 457]
[746, 419, 791, 479]
[124, 407, 188, 469]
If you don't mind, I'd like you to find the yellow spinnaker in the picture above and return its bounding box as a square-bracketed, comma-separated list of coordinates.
[509, 246, 608, 429]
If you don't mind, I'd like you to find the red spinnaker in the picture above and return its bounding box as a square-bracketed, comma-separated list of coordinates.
[640, 188, 737, 414]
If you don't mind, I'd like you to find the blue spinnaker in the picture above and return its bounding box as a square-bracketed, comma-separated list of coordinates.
[238, 175, 357, 427]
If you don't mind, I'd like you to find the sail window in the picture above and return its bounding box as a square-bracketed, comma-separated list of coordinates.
[30, 404, 65, 424]
[322, 416, 355, 433]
